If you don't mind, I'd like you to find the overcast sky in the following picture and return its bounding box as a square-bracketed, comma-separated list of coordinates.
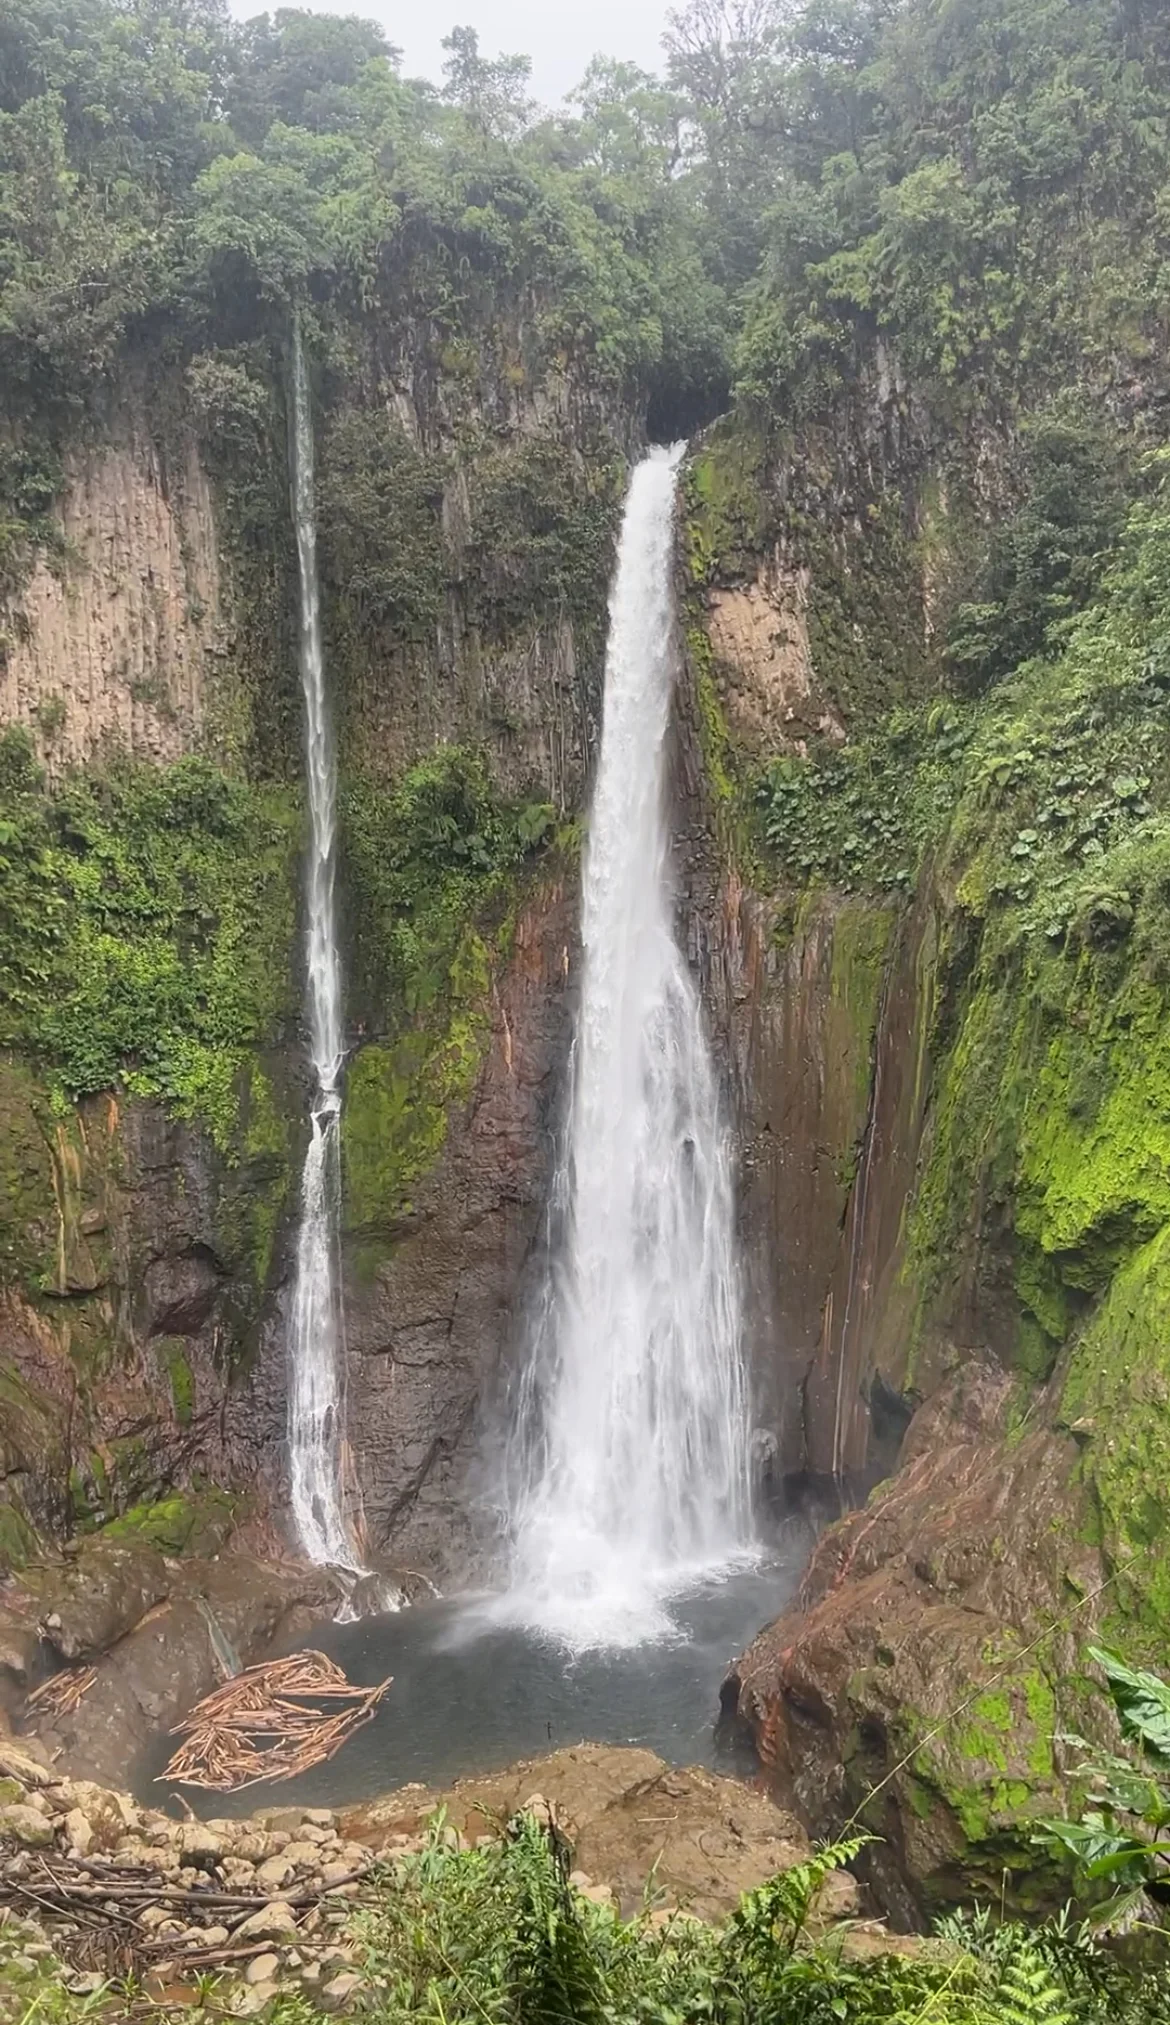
[227, 0, 671, 108]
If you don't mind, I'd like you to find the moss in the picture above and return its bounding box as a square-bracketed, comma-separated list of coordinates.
[829, 903, 896, 1120]
[343, 933, 491, 1234]
[155, 1338, 195, 1427]
[1014, 968, 1170, 1288]
[0, 1499, 40, 1574]
[797, 496, 932, 730]
[685, 425, 770, 585]
[1061, 1224, 1170, 1648]
[690, 628, 736, 809]
[100, 1489, 237, 1556]
[0, 1058, 58, 1293]
[212, 1057, 298, 1323]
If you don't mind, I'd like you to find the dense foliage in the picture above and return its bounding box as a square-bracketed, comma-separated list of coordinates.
[757, 457, 1170, 922]
[0, 729, 297, 1139]
[1039, 1646, 1170, 1929]
[342, 744, 555, 1018]
[237, 1811, 1170, 2025]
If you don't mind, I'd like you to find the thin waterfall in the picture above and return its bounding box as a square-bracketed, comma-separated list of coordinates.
[502, 446, 754, 1648]
[287, 321, 360, 1570]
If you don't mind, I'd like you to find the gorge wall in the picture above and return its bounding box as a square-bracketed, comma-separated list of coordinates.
[4, 0, 1170, 1929]
[0, 331, 613, 1586]
[684, 348, 1170, 1911]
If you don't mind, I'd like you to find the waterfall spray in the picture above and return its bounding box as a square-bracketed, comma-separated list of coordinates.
[287, 321, 360, 1570]
[503, 446, 753, 1647]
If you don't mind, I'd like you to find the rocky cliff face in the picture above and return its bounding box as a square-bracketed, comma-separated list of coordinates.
[686, 346, 1170, 1910]
[0, 318, 618, 1589]
[0, 417, 226, 778]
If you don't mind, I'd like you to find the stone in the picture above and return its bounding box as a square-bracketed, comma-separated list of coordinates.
[280, 1839, 321, 1869]
[63, 1808, 92, 1855]
[221, 1857, 258, 1886]
[721, 1365, 1101, 1923]
[66, 1972, 106, 1996]
[321, 1970, 363, 2009]
[302, 1809, 337, 1828]
[246, 1954, 280, 1985]
[138, 1905, 175, 1930]
[179, 1821, 223, 1865]
[255, 1854, 295, 1890]
[233, 1902, 299, 1942]
[0, 1744, 51, 1790]
[200, 1926, 230, 1948]
[299, 1961, 321, 1985]
[0, 1805, 53, 1848]
[320, 1860, 354, 1887]
[231, 1983, 277, 2016]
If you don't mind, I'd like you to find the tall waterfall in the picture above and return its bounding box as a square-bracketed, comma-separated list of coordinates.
[287, 323, 359, 1569]
[503, 446, 753, 1647]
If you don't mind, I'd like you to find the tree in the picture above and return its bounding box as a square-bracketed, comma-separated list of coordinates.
[441, 26, 534, 141]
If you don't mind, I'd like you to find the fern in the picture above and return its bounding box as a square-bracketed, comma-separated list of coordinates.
[994, 1937, 1075, 2025]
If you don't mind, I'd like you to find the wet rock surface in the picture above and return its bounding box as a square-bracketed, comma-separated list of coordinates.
[720, 1363, 1104, 1923]
[339, 874, 579, 1580]
[2, 1536, 341, 1788]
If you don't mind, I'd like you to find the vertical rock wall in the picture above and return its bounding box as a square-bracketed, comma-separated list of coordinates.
[0, 422, 227, 776]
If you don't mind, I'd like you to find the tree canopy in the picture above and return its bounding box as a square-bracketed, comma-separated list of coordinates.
[1, 0, 1167, 475]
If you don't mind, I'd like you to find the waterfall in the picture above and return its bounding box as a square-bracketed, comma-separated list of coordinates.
[502, 446, 753, 1647]
[287, 322, 360, 1570]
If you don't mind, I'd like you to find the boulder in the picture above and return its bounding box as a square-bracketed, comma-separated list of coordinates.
[344, 1743, 819, 1923]
[0, 1803, 54, 1848]
[719, 1366, 1105, 1922]
[233, 1903, 299, 1942]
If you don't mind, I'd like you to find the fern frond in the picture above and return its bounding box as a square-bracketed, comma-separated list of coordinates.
[994, 1935, 1074, 2025]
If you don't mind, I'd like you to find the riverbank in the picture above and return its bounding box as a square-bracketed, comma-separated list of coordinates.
[0, 1736, 867, 2017]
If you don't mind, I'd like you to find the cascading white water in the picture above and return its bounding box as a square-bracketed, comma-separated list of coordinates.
[287, 322, 360, 1570]
[502, 446, 754, 1648]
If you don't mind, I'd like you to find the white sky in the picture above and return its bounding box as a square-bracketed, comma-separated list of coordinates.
[226, 0, 671, 109]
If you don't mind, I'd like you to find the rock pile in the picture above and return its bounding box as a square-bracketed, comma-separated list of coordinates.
[0, 1740, 398, 2014]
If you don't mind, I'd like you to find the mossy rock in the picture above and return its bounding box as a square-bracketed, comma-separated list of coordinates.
[1061, 1222, 1170, 1649]
[0, 1059, 58, 1294]
[100, 1490, 237, 1558]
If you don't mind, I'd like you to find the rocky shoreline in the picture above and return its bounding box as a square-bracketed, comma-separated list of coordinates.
[0, 1735, 905, 2017]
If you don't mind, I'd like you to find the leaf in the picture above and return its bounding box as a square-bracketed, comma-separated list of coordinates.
[1089, 1646, 1170, 1761]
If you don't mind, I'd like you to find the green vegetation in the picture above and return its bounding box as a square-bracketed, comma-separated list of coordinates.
[273, 1814, 1167, 2024]
[0, 731, 298, 1146]
[757, 703, 972, 892]
[1038, 1646, 1170, 1931]
[342, 745, 553, 1020]
[728, 0, 1170, 420]
[97, 1487, 236, 1554]
[341, 745, 555, 1233]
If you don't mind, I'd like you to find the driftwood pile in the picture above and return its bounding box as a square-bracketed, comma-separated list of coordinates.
[26, 1667, 98, 1719]
[0, 1845, 377, 1982]
[159, 1651, 392, 1792]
